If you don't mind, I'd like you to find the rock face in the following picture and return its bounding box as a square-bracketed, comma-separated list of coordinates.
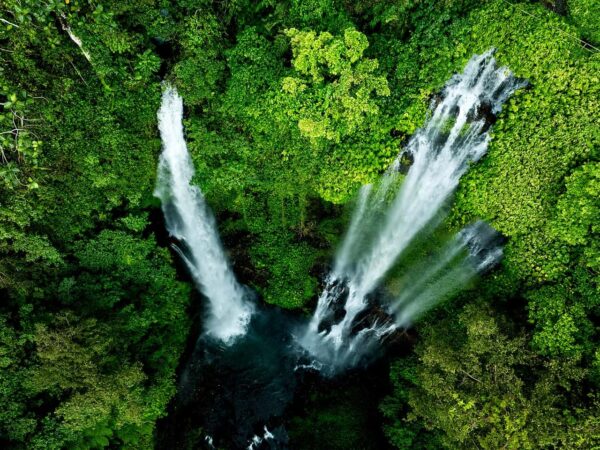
[350, 305, 394, 336]
[311, 261, 332, 290]
[474, 100, 497, 132]
[542, 0, 567, 15]
[430, 92, 444, 109]
[313, 275, 411, 345]
[396, 150, 414, 174]
[349, 286, 417, 348]
[317, 278, 349, 333]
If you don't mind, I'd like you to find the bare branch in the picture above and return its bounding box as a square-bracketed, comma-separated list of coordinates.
[0, 17, 19, 28]
[459, 369, 482, 384]
[69, 58, 89, 85]
[58, 13, 92, 63]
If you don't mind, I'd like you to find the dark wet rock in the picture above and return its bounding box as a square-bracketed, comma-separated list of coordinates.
[310, 260, 331, 286]
[471, 100, 497, 132]
[222, 230, 267, 287]
[429, 92, 444, 109]
[328, 277, 350, 298]
[317, 278, 349, 333]
[390, 129, 408, 149]
[448, 104, 460, 118]
[350, 305, 394, 336]
[363, 284, 390, 306]
[317, 314, 334, 334]
[390, 128, 401, 138]
[332, 302, 347, 322]
[383, 327, 416, 347]
[347, 285, 395, 336]
[396, 150, 414, 174]
[542, 0, 567, 15]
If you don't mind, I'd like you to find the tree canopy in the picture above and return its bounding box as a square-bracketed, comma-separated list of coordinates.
[0, 0, 598, 448]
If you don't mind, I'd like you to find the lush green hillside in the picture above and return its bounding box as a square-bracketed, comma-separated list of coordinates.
[0, 0, 597, 448]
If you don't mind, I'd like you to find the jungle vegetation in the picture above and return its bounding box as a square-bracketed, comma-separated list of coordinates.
[0, 0, 598, 448]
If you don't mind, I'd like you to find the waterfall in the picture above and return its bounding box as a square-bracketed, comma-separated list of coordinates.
[299, 50, 525, 370]
[154, 86, 254, 344]
[390, 221, 503, 328]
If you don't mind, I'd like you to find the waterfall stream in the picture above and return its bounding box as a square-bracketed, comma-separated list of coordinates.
[154, 86, 254, 344]
[299, 50, 526, 371]
[155, 51, 525, 448]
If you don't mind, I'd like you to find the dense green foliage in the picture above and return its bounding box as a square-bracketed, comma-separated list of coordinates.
[1, 1, 190, 448]
[382, 304, 600, 448]
[1, 0, 598, 448]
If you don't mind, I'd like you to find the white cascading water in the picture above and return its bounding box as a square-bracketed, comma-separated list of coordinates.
[154, 86, 254, 344]
[390, 221, 502, 327]
[247, 426, 275, 450]
[300, 50, 525, 370]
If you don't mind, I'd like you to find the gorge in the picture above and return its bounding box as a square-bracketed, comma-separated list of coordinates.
[156, 50, 523, 448]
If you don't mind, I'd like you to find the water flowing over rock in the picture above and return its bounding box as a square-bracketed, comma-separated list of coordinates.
[390, 221, 504, 328]
[299, 50, 526, 372]
[154, 86, 254, 344]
